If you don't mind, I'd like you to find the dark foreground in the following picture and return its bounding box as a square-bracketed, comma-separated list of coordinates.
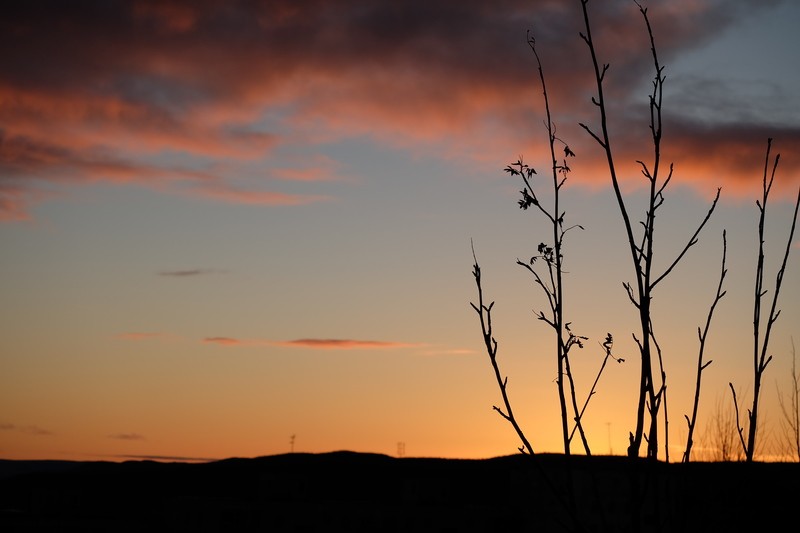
[1, 451, 797, 532]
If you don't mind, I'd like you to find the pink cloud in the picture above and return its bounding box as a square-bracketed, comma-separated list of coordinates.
[203, 337, 244, 346]
[278, 338, 418, 350]
[272, 156, 346, 183]
[202, 336, 418, 350]
[0, 186, 35, 222]
[191, 185, 332, 206]
[0, 86, 278, 160]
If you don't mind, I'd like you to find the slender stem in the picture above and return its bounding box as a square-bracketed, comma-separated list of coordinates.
[683, 230, 727, 463]
[471, 244, 534, 455]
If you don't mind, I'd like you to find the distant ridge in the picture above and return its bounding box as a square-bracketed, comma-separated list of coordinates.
[1, 452, 797, 531]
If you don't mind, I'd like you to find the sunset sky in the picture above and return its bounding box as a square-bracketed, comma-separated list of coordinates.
[2, 0, 799, 463]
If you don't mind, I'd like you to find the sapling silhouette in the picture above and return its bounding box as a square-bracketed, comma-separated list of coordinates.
[470, 27, 618, 533]
[730, 138, 800, 462]
[472, 30, 620, 459]
[578, 0, 720, 460]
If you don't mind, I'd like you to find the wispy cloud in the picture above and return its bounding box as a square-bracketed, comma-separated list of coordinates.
[1, 423, 55, 436]
[158, 268, 225, 278]
[23, 425, 54, 436]
[203, 336, 419, 350]
[272, 154, 352, 183]
[190, 185, 331, 206]
[203, 336, 245, 346]
[109, 432, 146, 441]
[277, 338, 418, 350]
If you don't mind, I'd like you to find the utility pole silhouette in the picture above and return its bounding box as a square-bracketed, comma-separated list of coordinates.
[290, 434, 295, 453]
[397, 442, 405, 458]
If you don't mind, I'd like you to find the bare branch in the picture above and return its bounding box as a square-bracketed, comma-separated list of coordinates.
[652, 188, 721, 289]
[683, 230, 727, 463]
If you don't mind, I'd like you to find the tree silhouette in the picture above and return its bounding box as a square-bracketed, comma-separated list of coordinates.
[578, 0, 719, 460]
[472, 27, 623, 459]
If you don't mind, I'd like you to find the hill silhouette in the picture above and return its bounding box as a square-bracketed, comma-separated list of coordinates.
[1, 451, 797, 531]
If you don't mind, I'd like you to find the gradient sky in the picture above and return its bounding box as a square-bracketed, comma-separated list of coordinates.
[2, 0, 799, 463]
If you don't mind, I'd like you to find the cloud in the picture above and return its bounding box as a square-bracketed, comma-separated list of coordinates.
[24, 426, 54, 436]
[190, 184, 332, 206]
[1, 0, 796, 220]
[272, 154, 351, 183]
[109, 433, 146, 441]
[0, 184, 57, 222]
[2, 424, 55, 436]
[203, 336, 244, 346]
[203, 336, 418, 349]
[158, 268, 225, 277]
[277, 338, 418, 350]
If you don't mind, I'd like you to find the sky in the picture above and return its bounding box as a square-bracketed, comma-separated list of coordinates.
[1, 0, 799, 463]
